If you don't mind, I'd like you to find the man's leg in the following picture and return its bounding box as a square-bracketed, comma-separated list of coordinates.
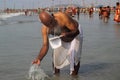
[54, 67, 60, 74]
[71, 61, 80, 75]
[52, 62, 60, 74]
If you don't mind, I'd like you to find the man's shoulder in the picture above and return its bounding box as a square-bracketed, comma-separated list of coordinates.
[41, 25, 48, 31]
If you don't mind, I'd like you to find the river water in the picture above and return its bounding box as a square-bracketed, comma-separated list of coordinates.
[0, 13, 120, 80]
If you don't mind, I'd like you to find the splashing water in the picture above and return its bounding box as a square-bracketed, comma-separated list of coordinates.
[27, 64, 50, 80]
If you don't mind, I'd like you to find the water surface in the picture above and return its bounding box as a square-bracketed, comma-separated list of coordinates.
[0, 13, 120, 80]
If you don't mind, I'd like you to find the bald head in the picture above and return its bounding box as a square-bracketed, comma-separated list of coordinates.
[39, 11, 53, 26]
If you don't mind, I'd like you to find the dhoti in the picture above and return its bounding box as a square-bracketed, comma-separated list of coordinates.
[53, 24, 83, 74]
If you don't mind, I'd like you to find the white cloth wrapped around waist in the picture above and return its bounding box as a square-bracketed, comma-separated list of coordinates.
[50, 24, 83, 73]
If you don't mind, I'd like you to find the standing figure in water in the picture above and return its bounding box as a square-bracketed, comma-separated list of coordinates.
[88, 7, 94, 18]
[76, 7, 80, 20]
[32, 11, 83, 75]
[114, 2, 120, 23]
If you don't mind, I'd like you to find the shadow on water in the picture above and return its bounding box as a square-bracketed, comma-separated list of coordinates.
[0, 20, 38, 26]
[50, 74, 80, 80]
[45, 63, 111, 80]
[79, 62, 110, 75]
[17, 20, 38, 24]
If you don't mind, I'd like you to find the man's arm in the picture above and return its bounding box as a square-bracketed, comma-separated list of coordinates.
[62, 13, 79, 38]
[62, 18, 79, 39]
[33, 26, 49, 65]
[61, 23, 79, 42]
[37, 26, 49, 60]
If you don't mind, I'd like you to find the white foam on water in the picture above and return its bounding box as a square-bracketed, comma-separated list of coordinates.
[27, 64, 50, 80]
[0, 12, 25, 20]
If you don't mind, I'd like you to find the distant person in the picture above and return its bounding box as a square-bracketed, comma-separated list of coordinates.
[32, 11, 83, 75]
[37, 8, 41, 14]
[71, 7, 76, 17]
[106, 6, 111, 18]
[88, 7, 94, 17]
[76, 7, 80, 20]
[114, 2, 120, 23]
[99, 7, 103, 19]
[25, 10, 28, 16]
[102, 7, 110, 23]
[65, 7, 72, 16]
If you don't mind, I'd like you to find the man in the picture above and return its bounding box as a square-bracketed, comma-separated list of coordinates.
[114, 2, 120, 23]
[102, 7, 109, 23]
[32, 11, 83, 75]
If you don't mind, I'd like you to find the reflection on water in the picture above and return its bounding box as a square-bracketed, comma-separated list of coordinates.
[80, 63, 109, 74]
[114, 24, 120, 39]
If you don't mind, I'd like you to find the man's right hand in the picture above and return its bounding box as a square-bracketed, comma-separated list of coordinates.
[32, 58, 40, 66]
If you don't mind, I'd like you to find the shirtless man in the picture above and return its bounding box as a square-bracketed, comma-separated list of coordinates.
[32, 11, 81, 75]
[114, 2, 120, 23]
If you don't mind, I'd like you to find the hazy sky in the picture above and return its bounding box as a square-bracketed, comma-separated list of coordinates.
[0, 0, 119, 9]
